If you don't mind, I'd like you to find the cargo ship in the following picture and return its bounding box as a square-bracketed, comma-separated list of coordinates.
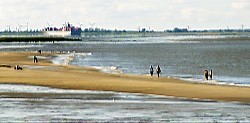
[43, 22, 81, 36]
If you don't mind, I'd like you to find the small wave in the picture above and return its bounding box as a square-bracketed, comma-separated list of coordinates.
[0, 84, 158, 100]
[51, 52, 122, 74]
[90, 66, 123, 74]
[0, 84, 118, 94]
[52, 52, 92, 66]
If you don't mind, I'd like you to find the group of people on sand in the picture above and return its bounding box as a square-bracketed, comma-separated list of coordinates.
[204, 69, 212, 80]
[149, 65, 161, 78]
[149, 65, 213, 81]
[14, 65, 22, 70]
[33, 49, 43, 63]
[14, 50, 42, 70]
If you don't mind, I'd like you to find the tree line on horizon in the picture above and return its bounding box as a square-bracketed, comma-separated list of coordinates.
[165, 27, 250, 33]
[1, 27, 250, 34]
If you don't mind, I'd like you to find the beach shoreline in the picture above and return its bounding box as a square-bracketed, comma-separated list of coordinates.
[1, 51, 250, 103]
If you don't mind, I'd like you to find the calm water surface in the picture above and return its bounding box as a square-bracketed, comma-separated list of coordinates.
[1, 84, 250, 122]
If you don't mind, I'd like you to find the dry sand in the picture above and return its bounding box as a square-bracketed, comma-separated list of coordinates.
[1, 52, 250, 103]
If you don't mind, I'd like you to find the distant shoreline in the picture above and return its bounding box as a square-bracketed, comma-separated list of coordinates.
[1, 31, 250, 39]
[174, 36, 250, 42]
[1, 35, 250, 43]
[0, 36, 81, 42]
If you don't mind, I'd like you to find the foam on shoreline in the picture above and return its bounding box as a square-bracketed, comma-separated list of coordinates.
[51, 52, 92, 66]
[90, 66, 123, 74]
[50, 52, 250, 88]
[51, 52, 123, 74]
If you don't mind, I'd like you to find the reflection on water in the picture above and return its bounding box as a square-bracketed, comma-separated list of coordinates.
[1, 84, 250, 122]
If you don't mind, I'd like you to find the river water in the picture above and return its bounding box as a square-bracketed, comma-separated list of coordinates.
[2, 36, 249, 85]
[1, 36, 250, 85]
[1, 35, 250, 121]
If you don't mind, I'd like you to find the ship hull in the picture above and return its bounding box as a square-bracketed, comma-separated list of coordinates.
[44, 31, 71, 37]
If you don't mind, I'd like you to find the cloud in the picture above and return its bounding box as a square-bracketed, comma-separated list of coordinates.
[171, 0, 186, 4]
[180, 8, 208, 19]
[0, 0, 250, 31]
[231, 0, 250, 9]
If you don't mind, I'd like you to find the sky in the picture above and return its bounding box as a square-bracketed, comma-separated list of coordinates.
[0, 0, 250, 31]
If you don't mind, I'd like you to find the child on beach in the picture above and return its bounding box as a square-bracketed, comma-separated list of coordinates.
[156, 65, 161, 78]
[149, 65, 154, 77]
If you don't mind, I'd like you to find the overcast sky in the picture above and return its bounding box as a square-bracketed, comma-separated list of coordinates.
[0, 0, 249, 31]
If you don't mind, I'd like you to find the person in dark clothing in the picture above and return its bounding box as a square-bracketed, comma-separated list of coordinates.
[34, 55, 38, 63]
[156, 65, 161, 78]
[14, 65, 22, 70]
[209, 69, 213, 80]
[38, 50, 42, 54]
[149, 65, 154, 77]
[204, 69, 209, 80]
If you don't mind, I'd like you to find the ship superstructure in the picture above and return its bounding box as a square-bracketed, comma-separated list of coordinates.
[43, 22, 81, 36]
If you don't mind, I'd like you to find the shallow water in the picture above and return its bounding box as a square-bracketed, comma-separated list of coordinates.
[71, 37, 250, 86]
[1, 84, 250, 122]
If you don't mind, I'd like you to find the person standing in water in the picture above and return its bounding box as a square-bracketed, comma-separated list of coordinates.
[209, 69, 213, 80]
[156, 65, 161, 78]
[149, 65, 154, 77]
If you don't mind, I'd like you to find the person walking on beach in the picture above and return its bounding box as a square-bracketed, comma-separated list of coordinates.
[209, 69, 213, 80]
[156, 65, 161, 78]
[33, 55, 38, 63]
[149, 65, 154, 77]
[204, 69, 209, 80]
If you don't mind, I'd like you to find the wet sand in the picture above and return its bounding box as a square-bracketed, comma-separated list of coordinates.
[2, 84, 250, 122]
[1, 52, 250, 103]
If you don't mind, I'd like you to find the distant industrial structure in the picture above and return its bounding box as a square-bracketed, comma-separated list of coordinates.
[43, 22, 81, 36]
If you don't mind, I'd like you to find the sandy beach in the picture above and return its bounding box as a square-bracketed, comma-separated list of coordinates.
[1, 52, 250, 103]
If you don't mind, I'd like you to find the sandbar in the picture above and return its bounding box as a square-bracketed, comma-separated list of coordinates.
[1, 52, 250, 103]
